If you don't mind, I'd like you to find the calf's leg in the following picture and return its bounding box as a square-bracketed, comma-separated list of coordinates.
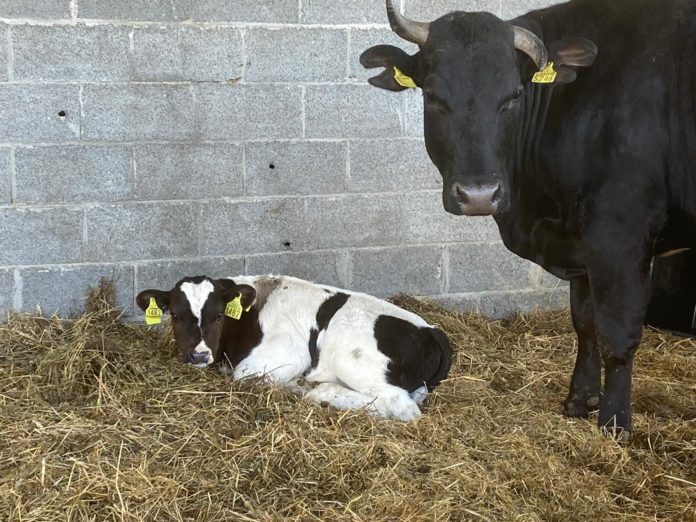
[563, 276, 602, 418]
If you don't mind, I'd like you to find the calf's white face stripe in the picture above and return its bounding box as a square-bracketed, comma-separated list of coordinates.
[179, 280, 215, 326]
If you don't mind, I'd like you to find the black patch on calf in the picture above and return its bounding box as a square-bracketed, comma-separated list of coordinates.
[316, 292, 349, 330]
[373, 315, 453, 392]
[219, 307, 264, 368]
[306, 292, 350, 370]
[308, 328, 320, 369]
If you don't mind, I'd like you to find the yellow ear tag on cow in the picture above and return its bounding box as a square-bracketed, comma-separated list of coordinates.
[532, 62, 557, 84]
[224, 295, 244, 320]
[145, 297, 162, 325]
[394, 66, 417, 89]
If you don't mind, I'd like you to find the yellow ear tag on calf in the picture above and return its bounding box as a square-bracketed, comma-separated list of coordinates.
[394, 66, 417, 89]
[224, 295, 244, 320]
[145, 297, 162, 325]
[532, 62, 557, 84]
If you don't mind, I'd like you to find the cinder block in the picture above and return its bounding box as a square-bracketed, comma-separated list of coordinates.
[134, 144, 243, 201]
[82, 84, 196, 141]
[404, 0, 499, 19]
[447, 243, 535, 293]
[501, 0, 563, 19]
[305, 85, 401, 139]
[0, 84, 80, 142]
[349, 28, 417, 82]
[0, 269, 13, 313]
[245, 28, 347, 82]
[200, 198, 305, 256]
[0, 148, 9, 204]
[84, 203, 198, 262]
[78, 0, 192, 21]
[12, 25, 129, 81]
[0, 207, 83, 265]
[404, 89, 424, 137]
[131, 27, 243, 81]
[0, 0, 70, 18]
[302, 0, 400, 24]
[350, 246, 442, 297]
[478, 288, 570, 318]
[246, 251, 342, 286]
[305, 192, 499, 250]
[136, 257, 245, 293]
[401, 191, 500, 243]
[191, 0, 298, 22]
[15, 145, 132, 204]
[0, 24, 7, 81]
[429, 292, 481, 314]
[305, 194, 405, 250]
[349, 138, 440, 193]
[20, 265, 135, 316]
[196, 84, 302, 140]
[245, 141, 346, 196]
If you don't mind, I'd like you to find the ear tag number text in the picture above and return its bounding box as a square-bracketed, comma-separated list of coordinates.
[145, 297, 162, 325]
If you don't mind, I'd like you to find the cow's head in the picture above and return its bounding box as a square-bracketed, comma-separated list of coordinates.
[136, 276, 256, 367]
[361, 1, 597, 216]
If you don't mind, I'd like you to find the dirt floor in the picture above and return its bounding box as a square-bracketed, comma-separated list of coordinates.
[0, 284, 694, 521]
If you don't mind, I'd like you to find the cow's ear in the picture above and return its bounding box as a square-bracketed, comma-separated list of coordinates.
[136, 289, 171, 312]
[360, 45, 420, 92]
[547, 37, 598, 84]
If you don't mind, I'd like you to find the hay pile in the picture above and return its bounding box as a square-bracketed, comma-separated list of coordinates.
[0, 285, 694, 521]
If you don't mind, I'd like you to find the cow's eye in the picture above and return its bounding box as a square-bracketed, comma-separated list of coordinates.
[171, 313, 178, 322]
[216, 313, 223, 321]
[499, 86, 524, 112]
[424, 90, 450, 113]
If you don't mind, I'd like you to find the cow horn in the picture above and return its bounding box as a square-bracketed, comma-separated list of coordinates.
[513, 26, 548, 70]
[386, 0, 430, 46]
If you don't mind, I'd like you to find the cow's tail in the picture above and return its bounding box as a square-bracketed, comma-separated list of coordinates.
[423, 327, 453, 391]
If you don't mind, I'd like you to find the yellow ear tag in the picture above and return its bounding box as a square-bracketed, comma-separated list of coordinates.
[145, 297, 162, 325]
[532, 62, 557, 84]
[224, 295, 244, 320]
[394, 66, 417, 89]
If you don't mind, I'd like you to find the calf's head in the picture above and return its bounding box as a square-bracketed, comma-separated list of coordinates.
[361, 0, 597, 216]
[136, 276, 256, 367]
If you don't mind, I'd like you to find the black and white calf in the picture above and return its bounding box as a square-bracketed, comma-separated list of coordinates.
[137, 275, 452, 420]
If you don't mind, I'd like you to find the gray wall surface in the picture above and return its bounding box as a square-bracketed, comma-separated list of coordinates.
[0, 0, 567, 319]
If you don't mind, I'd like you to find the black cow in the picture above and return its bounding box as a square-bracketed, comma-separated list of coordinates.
[361, 0, 696, 439]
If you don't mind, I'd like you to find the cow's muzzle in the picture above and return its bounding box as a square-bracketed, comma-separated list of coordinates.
[449, 182, 502, 216]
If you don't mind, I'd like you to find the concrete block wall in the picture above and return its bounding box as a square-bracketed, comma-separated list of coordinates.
[0, 0, 567, 319]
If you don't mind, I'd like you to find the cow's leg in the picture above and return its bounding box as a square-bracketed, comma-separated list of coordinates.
[586, 238, 653, 439]
[563, 276, 602, 418]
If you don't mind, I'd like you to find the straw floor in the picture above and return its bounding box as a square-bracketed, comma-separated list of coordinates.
[1, 283, 694, 521]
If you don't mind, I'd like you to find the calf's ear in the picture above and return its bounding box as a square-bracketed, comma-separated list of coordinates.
[136, 289, 171, 312]
[360, 45, 420, 91]
[546, 37, 598, 84]
[215, 279, 257, 310]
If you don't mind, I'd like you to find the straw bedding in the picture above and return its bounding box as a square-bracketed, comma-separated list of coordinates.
[0, 281, 694, 521]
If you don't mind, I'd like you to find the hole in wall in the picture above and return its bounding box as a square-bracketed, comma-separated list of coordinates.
[269, 163, 275, 170]
[283, 241, 291, 248]
[58, 110, 66, 117]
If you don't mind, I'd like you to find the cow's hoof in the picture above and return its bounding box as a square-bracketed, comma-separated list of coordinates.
[563, 397, 590, 418]
[600, 424, 632, 443]
[563, 394, 601, 418]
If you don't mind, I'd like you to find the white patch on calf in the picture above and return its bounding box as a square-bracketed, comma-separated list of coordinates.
[179, 280, 214, 327]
